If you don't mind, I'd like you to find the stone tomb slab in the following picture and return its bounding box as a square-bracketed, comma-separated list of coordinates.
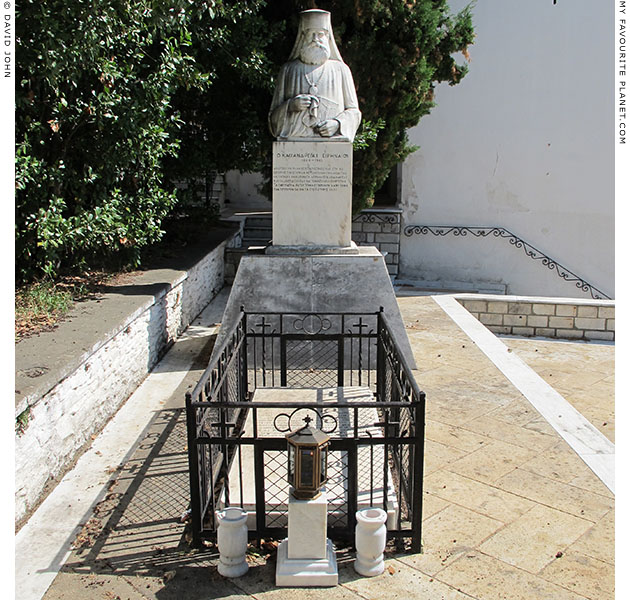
[272, 141, 353, 248]
[210, 248, 417, 369]
[223, 387, 399, 529]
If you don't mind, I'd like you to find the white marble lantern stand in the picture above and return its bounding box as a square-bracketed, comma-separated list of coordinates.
[354, 507, 388, 577]
[216, 507, 249, 578]
[276, 487, 338, 586]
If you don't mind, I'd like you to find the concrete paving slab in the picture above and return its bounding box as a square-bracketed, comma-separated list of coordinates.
[446, 438, 538, 484]
[478, 503, 593, 573]
[494, 468, 613, 522]
[397, 503, 504, 576]
[16, 289, 230, 600]
[518, 441, 614, 494]
[501, 337, 615, 443]
[422, 469, 536, 524]
[424, 418, 491, 453]
[569, 509, 615, 565]
[423, 438, 468, 477]
[538, 551, 614, 600]
[339, 557, 475, 599]
[436, 551, 590, 600]
[432, 295, 615, 493]
[16, 290, 617, 600]
[459, 415, 559, 452]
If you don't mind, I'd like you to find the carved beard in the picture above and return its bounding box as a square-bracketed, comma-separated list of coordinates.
[300, 42, 330, 66]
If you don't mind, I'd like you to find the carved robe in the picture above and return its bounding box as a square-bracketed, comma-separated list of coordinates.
[269, 59, 361, 142]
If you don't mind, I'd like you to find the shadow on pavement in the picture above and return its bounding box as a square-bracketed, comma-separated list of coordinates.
[47, 403, 371, 599]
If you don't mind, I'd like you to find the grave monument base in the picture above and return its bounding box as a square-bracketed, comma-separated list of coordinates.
[211, 246, 416, 368]
[275, 538, 338, 587]
[266, 241, 359, 255]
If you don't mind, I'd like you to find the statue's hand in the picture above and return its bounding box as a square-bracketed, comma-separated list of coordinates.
[314, 119, 340, 137]
[289, 94, 313, 112]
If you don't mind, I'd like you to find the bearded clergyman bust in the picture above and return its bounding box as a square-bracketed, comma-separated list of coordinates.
[268, 9, 361, 142]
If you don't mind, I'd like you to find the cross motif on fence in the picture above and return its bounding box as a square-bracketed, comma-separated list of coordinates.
[252, 316, 274, 334]
[350, 317, 371, 335]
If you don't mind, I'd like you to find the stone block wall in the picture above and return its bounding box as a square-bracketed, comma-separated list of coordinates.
[174, 173, 227, 212]
[352, 208, 402, 277]
[224, 248, 247, 285]
[15, 236, 232, 526]
[455, 294, 615, 341]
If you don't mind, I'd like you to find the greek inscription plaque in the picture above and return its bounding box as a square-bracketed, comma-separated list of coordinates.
[271, 141, 353, 247]
[273, 150, 351, 194]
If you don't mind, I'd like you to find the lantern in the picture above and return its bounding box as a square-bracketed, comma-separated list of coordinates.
[286, 415, 330, 500]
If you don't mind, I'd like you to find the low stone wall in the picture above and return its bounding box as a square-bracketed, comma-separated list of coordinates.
[454, 294, 615, 341]
[352, 208, 402, 277]
[15, 236, 232, 526]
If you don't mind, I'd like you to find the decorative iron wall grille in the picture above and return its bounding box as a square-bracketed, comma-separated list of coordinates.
[185, 310, 425, 552]
[352, 209, 402, 277]
[404, 225, 611, 300]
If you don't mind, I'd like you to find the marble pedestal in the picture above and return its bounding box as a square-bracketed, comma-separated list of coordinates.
[272, 140, 353, 249]
[276, 488, 338, 586]
[275, 539, 338, 587]
[287, 488, 328, 559]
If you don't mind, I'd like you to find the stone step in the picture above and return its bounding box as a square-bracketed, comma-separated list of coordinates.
[243, 217, 272, 246]
[243, 228, 272, 241]
[394, 279, 507, 295]
[224, 246, 267, 284]
[242, 240, 271, 249]
[243, 215, 272, 227]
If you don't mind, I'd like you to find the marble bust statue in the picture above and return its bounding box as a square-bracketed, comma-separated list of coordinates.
[268, 9, 361, 142]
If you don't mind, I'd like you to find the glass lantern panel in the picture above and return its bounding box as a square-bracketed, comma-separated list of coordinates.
[320, 447, 327, 483]
[288, 445, 295, 484]
[300, 448, 315, 487]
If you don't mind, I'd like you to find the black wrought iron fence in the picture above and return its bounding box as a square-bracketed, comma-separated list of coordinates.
[186, 309, 425, 552]
[244, 311, 380, 389]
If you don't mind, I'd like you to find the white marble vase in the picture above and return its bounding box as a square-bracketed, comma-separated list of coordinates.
[216, 507, 249, 578]
[354, 508, 387, 577]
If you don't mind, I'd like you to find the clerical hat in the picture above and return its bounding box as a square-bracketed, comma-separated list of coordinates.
[288, 9, 343, 62]
[300, 9, 332, 32]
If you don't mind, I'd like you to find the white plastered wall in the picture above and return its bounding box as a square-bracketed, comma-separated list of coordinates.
[400, 0, 614, 298]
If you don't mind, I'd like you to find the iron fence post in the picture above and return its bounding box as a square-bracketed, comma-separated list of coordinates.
[254, 438, 266, 538]
[411, 395, 426, 553]
[240, 310, 248, 400]
[347, 445, 358, 543]
[376, 307, 385, 402]
[185, 392, 203, 547]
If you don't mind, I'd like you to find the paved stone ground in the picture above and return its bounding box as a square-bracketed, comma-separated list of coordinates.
[501, 337, 614, 443]
[40, 294, 615, 600]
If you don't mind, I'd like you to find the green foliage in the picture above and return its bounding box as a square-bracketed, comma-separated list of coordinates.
[16, 408, 31, 436]
[16, 0, 473, 281]
[15, 0, 273, 282]
[322, 0, 475, 209]
[17, 1, 175, 279]
[164, 6, 281, 179]
[353, 119, 386, 151]
[242, 0, 475, 211]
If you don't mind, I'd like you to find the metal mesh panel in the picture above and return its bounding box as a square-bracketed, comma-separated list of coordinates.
[250, 336, 281, 388]
[263, 450, 289, 528]
[285, 339, 339, 388]
[326, 451, 348, 528]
